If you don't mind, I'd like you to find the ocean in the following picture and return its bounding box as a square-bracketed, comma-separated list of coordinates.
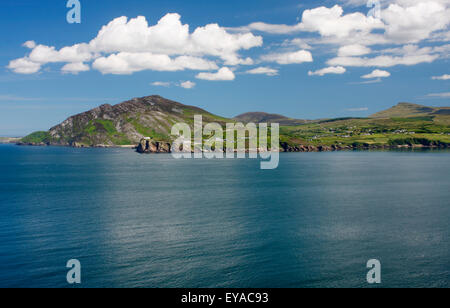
[0, 144, 449, 288]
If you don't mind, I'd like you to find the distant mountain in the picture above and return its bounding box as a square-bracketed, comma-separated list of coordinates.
[234, 112, 309, 126]
[0, 137, 21, 144]
[371, 102, 450, 118]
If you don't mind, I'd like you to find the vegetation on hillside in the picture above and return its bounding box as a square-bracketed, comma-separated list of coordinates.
[19, 98, 450, 149]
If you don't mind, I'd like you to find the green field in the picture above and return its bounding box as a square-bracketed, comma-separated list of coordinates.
[279, 116, 450, 148]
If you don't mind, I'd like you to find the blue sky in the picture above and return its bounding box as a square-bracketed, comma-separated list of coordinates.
[0, 0, 449, 136]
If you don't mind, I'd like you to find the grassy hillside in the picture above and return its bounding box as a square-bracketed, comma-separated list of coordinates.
[20, 97, 450, 150]
[234, 112, 309, 126]
[280, 116, 450, 149]
[20, 96, 231, 147]
[371, 102, 450, 119]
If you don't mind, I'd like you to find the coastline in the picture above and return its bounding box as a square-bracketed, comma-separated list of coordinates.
[13, 141, 449, 153]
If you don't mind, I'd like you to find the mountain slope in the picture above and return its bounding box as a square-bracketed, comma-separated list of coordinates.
[370, 102, 450, 118]
[21, 95, 230, 147]
[234, 112, 309, 126]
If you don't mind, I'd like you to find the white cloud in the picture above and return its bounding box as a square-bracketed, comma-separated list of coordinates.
[308, 66, 346, 76]
[338, 44, 371, 57]
[383, 1, 450, 44]
[427, 92, 450, 98]
[196, 67, 235, 81]
[23, 41, 36, 49]
[240, 2, 449, 46]
[92, 53, 218, 75]
[180, 81, 196, 89]
[242, 5, 384, 38]
[61, 62, 90, 74]
[8, 13, 262, 75]
[328, 53, 439, 67]
[233, 0, 450, 75]
[245, 67, 279, 76]
[151, 81, 171, 87]
[241, 22, 302, 35]
[301, 5, 384, 38]
[362, 69, 391, 79]
[28, 43, 93, 64]
[8, 2, 450, 79]
[432, 74, 450, 80]
[7, 58, 41, 74]
[351, 78, 383, 85]
[261, 50, 313, 65]
[347, 107, 369, 111]
[89, 14, 262, 66]
[284, 38, 312, 50]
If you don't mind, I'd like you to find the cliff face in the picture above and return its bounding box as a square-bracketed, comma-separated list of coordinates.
[23, 95, 228, 147]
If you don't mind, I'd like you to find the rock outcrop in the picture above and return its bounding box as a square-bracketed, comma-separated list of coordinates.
[137, 138, 172, 154]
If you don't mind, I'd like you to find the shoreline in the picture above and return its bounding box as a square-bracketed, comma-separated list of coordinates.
[13, 142, 449, 153]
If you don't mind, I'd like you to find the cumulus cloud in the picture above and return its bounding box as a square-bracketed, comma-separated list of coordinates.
[245, 67, 279, 76]
[62, 62, 90, 74]
[92, 53, 218, 75]
[23, 41, 37, 49]
[308, 66, 346, 76]
[7, 58, 41, 74]
[382, 1, 450, 44]
[241, 4, 384, 37]
[180, 81, 196, 89]
[7, 1, 450, 80]
[338, 44, 371, 57]
[8, 13, 262, 75]
[196, 67, 235, 81]
[362, 69, 391, 79]
[29, 43, 93, 64]
[90, 14, 262, 66]
[233, 0, 450, 73]
[432, 74, 450, 80]
[261, 50, 313, 65]
[240, 1, 449, 46]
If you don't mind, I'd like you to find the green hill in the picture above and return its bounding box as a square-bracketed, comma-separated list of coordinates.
[234, 112, 309, 126]
[21, 95, 230, 147]
[371, 102, 450, 119]
[19, 96, 450, 151]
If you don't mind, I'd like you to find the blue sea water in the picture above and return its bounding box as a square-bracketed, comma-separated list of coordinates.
[0, 144, 449, 288]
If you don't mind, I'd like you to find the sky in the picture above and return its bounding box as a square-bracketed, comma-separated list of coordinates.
[0, 0, 449, 136]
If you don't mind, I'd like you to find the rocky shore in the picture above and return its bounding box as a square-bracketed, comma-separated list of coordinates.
[134, 139, 449, 154]
[280, 142, 448, 152]
[136, 139, 171, 153]
[16, 141, 136, 149]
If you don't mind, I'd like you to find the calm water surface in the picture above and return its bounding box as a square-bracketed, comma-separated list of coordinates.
[0, 144, 449, 288]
